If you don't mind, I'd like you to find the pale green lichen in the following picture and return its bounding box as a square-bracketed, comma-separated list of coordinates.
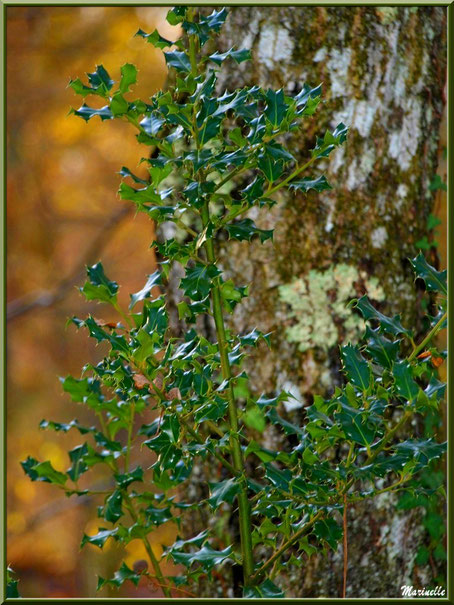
[279, 264, 385, 352]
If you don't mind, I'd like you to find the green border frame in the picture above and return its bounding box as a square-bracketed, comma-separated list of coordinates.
[1, 1, 452, 603]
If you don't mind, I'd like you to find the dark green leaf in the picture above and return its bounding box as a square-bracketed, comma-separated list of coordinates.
[209, 47, 251, 66]
[244, 579, 285, 598]
[409, 252, 447, 296]
[97, 562, 141, 590]
[207, 478, 240, 509]
[364, 326, 400, 369]
[129, 271, 161, 309]
[354, 296, 410, 336]
[169, 544, 233, 571]
[226, 219, 273, 243]
[164, 51, 191, 73]
[313, 517, 342, 550]
[264, 88, 288, 127]
[340, 344, 370, 391]
[81, 262, 118, 305]
[103, 489, 123, 523]
[289, 175, 332, 194]
[393, 360, 419, 402]
[67, 443, 89, 481]
[21, 457, 67, 486]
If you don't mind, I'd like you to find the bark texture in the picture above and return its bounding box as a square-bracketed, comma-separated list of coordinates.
[173, 6, 447, 598]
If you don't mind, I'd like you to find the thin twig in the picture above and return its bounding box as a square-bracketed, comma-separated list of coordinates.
[7, 205, 132, 321]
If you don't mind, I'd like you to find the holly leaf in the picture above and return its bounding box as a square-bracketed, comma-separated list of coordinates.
[67, 443, 89, 481]
[70, 104, 112, 122]
[135, 28, 176, 49]
[340, 344, 370, 391]
[164, 51, 191, 73]
[209, 47, 251, 66]
[289, 175, 332, 193]
[103, 489, 123, 523]
[393, 360, 419, 403]
[169, 544, 233, 571]
[207, 478, 240, 509]
[264, 88, 288, 127]
[180, 264, 221, 301]
[129, 271, 161, 309]
[409, 252, 447, 296]
[226, 219, 273, 243]
[354, 296, 410, 336]
[244, 579, 285, 598]
[364, 326, 400, 369]
[313, 517, 342, 550]
[81, 527, 119, 549]
[81, 262, 118, 305]
[97, 562, 141, 590]
[21, 457, 67, 486]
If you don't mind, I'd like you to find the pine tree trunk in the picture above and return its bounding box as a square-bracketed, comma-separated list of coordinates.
[170, 6, 447, 597]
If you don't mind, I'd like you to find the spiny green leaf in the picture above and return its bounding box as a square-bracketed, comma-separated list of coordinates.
[226, 219, 273, 243]
[364, 326, 400, 369]
[81, 262, 118, 305]
[67, 443, 89, 481]
[119, 63, 137, 93]
[340, 344, 370, 391]
[409, 252, 447, 296]
[135, 28, 176, 49]
[289, 175, 332, 194]
[313, 517, 343, 550]
[70, 104, 112, 122]
[81, 527, 119, 549]
[180, 264, 221, 301]
[21, 457, 67, 486]
[244, 579, 285, 598]
[164, 51, 191, 73]
[129, 271, 161, 309]
[209, 47, 251, 66]
[169, 544, 233, 571]
[103, 489, 123, 523]
[97, 562, 141, 590]
[354, 296, 410, 336]
[393, 360, 419, 403]
[264, 88, 288, 127]
[207, 478, 240, 509]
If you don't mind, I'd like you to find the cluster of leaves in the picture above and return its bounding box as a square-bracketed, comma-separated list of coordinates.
[21, 6, 446, 599]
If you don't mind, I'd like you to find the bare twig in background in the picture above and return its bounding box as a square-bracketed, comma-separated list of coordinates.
[7, 206, 132, 321]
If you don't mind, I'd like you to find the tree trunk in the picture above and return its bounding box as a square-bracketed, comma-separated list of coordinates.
[171, 6, 447, 598]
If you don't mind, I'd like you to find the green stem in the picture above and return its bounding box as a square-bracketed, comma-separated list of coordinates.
[123, 497, 172, 598]
[201, 199, 255, 584]
[250, 511, 323, 583]
[265, 155, 318, 196]
[113, 300, 133, 329]
[125, 402, 135, 472]
[408, 311, 447, 361]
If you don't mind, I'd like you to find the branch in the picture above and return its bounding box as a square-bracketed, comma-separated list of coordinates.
[7, 205, 132, 321]
[250, 510, 323, 583]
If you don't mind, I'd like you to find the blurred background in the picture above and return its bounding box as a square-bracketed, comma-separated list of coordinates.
[6, 5, 446, 599]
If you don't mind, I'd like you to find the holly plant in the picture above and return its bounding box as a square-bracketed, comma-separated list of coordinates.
[22, 7, 447, 599]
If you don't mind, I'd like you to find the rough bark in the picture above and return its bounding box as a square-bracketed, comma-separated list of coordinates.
[171, 6, 447, 598]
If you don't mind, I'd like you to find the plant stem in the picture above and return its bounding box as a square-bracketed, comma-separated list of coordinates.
[123, 497, 172, 598]
[265, 155, 317, 196]
[125, 402, 135, 472]
[342, 493, 348, 598]
[250, 511, 323, 583]
[408, 311, 447, 361]
[201, 199, 255, 584]
[113, 300, 133, 329]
